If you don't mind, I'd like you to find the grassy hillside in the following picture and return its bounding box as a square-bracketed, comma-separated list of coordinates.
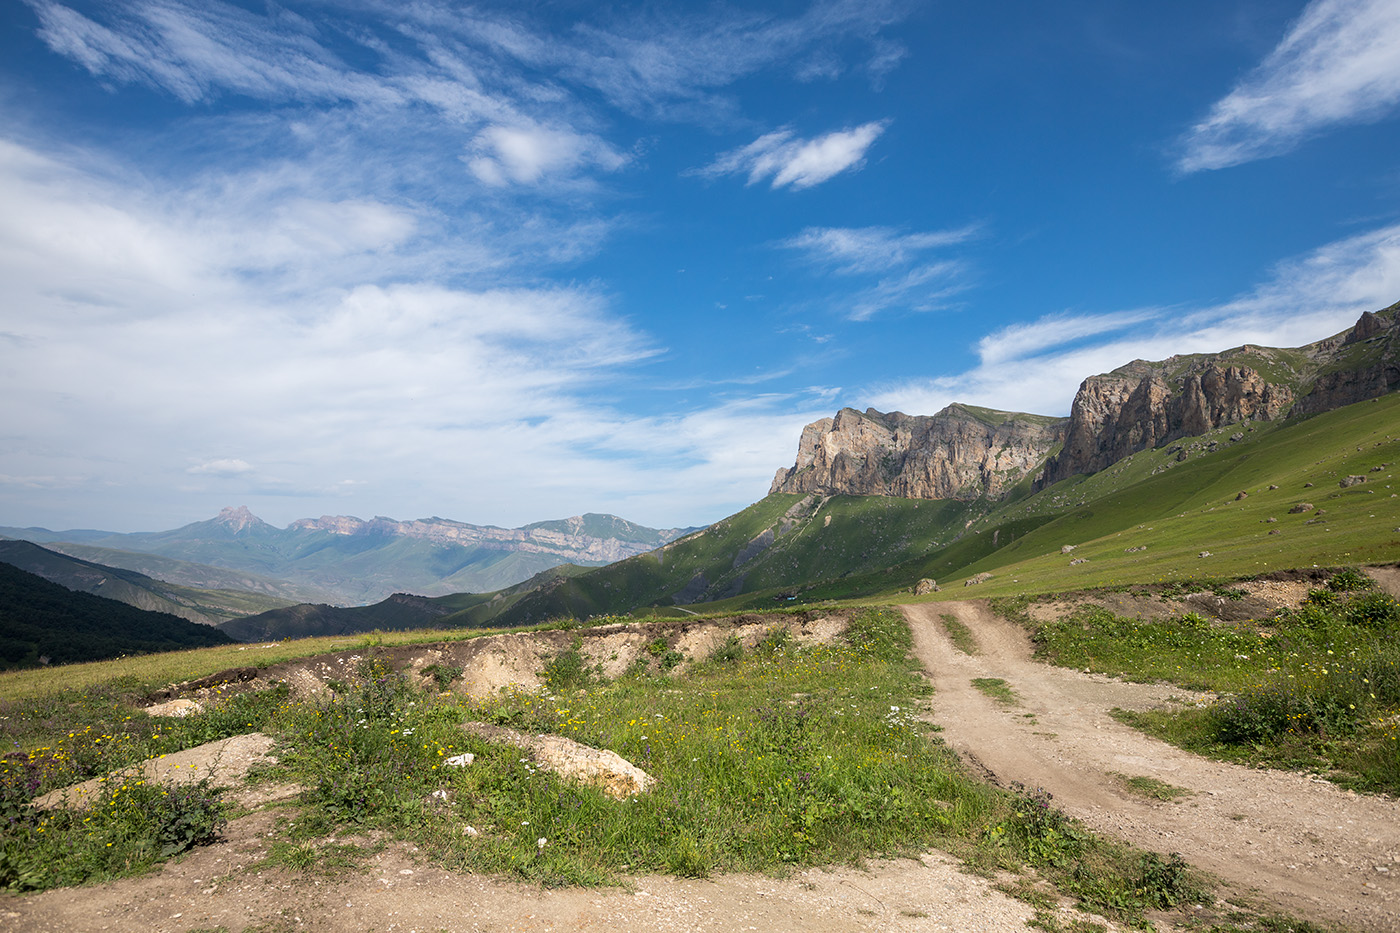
[0, 563, 235, 668]
[466, 392, 1400, 626]
[0, 541, 299, 625]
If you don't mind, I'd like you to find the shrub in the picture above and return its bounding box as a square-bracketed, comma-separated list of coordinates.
[1345, 591, 1400, 630]
[1327, 568, 1374, 592]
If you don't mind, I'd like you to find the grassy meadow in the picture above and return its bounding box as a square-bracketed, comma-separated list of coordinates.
[0, 608, 1261, 930]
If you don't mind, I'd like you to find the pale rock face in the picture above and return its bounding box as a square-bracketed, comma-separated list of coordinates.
[1039, 362, 1293, 487]
[770, 405, 1067, 501]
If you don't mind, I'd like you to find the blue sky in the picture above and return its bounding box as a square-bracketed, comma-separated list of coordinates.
[3, 0, 1400, 533]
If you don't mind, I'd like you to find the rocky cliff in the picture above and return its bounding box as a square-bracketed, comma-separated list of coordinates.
[772, 303, 1400, 502]
[770, 404, 1067, 501]
[1039, 303, 1400, 486]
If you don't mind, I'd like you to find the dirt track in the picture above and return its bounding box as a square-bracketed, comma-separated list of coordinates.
[903, 600, 1400, 933]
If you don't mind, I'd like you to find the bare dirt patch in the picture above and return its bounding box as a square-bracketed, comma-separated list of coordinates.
[905, 599, 1400, 933]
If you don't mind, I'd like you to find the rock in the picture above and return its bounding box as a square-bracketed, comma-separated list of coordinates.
[770, 404, 1066, 501]
[1304, 482, 1314, 487]
[445, 753, 475, 768]
[1289, 503, 1314, 514]
[914, 578, 939, 595]
[145, 698, 202, 718]
[1269, 484, 1279, 489]
[1070, 558, 1088, 565]
[1040, 360, 1293, 487]
[461, 722, 654, 799]
[1235, 491, 1248, 500]
[35, 733, 279, 810]
[1199, 551, 1212, 558]
[963, 572, 993, 587]
[1265, 517, 1277, 523]
[1340, 475, 1368, 488]
[1269, 529, 1281, 535]
[1061, 544, 1077, 554]
[1230, 432, 1245, 442]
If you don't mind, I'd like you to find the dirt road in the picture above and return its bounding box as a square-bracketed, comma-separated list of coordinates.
[903, 600, 1400, 933]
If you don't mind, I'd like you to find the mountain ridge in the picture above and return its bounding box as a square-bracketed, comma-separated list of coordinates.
[1, 509, 697, 606]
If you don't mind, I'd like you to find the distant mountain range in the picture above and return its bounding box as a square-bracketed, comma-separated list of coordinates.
[0, 509, 698, 607]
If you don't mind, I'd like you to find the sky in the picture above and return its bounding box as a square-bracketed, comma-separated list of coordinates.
[3, 0, 1400, 534]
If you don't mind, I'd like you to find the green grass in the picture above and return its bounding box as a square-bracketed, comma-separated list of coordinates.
[1113, 774, 1193, 802]
[1034, 581, 1400, 794]
[939, 612, 980, 654]
[0, 609, 1249, 929]
[972, 677, 1019, 705]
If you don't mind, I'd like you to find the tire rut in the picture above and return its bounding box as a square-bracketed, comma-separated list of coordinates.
[903, 600, 1400, 933]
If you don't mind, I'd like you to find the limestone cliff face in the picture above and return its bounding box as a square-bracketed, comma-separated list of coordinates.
[1039, 303, 1400, 485]
[1039, 359, 1294, 487]
[770, 405, 1067, 501]
[1291, 307, 1400, 417]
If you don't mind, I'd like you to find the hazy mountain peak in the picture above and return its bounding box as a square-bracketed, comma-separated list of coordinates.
[213, 506, 268, 533]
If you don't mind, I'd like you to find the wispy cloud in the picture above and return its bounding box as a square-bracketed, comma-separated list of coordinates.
[784, 224, 980, 274]
[698, 122, 888, 190]
[467, 123, 628, 187]
[1178, 0, 1400, 172]
[781, 223, 978, 320]
[869, 222, 1400, 416]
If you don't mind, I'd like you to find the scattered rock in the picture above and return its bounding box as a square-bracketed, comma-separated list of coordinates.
[914, 578, 940, 595]
[1199, 551, 1212, 558]
[1371, 465, 1386, 472]
[1124, 545, 1148, 553]
[1268, 484, 1279, 490]
[1304, 482, 1314, 487]
[1229, 432, 1245, 442]
[1340, 475, 1368, 488]
[1061, 545, 1077, 554]
[1235, 491, 1248, 500]
[1070, 558, 1089, 565]
[445, 753, 475, 768]
[1269, 529, 1281, 535]
[35, 733, 281, 811]
[461, 723, 654, 799]
[1288, 503, 1314, 514]
[1264, 517, 1277, 523]
[145, 698, 202, 718]
[964, 572, 993, 587]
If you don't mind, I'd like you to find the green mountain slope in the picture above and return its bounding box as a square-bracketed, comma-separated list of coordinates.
[0, 540, 299, 624]
[458, 391, 1400, 627]
[0, 562, 236, 669]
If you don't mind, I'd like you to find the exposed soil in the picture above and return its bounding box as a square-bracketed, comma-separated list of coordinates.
[6, 595, 1399, 932]
[904, 599, 1400, 933]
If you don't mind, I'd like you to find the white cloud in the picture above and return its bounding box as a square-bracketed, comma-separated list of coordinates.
[467, 124, 627, 187]
[781, 223, 978, 320]
[188, 458, 253, 476]
[700, 122, 888, 190]
[1179, 0, 1400, 171]
[869, 222, 1400, 417]
[783, 225, 980, 274]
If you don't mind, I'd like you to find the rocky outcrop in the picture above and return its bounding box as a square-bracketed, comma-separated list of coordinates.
[1039, 360, 1293, 487]
[1040, 303, 1400, 485]
[770, 404, 1067, 501]
[1291, 306, 1400, 417]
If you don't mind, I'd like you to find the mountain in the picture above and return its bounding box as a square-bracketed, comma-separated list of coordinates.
[1039, 301, 1400, 486]
[0, 561, 235, 669]
[0, 540, 299, 625]
[0, 509, 698, 606]
[770, 404, 1066, 500]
